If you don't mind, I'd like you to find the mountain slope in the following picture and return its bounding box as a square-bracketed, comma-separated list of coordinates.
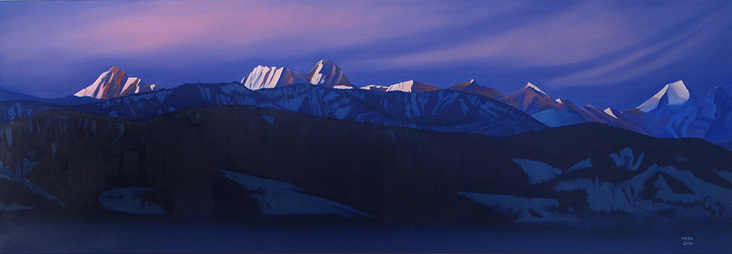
[498, 83, 558, 115]
[253, 83, 547, 136]
[446, 80, 502, 98]
[0, 82, 546, 137]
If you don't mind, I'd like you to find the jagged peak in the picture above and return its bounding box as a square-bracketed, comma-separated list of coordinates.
[636, 80, 691, 113]
[525, 82, 547, 95]
[75, 66, 155, 99]
[307, 59, 350, 87]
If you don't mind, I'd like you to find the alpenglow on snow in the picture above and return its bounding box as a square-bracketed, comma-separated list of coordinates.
[240, 59, 353, 90]
[75, 66, 156, 99]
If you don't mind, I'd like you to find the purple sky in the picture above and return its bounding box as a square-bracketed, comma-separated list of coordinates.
[0, 0, 730, 110]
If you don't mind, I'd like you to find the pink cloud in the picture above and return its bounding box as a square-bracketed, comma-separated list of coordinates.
[1, 1, 509, 65]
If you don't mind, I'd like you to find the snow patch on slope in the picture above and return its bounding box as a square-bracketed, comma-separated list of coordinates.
[459, 192, 574, 222]
[217, 169, 371, 219]
[98, 187, 167, 215]
[0, 159, 63, 205]
[554, 164, 732, 219]
[565, 158, 593, 174]
[0, 202, 33, 212]
[712, 169, 732, 185]
[512, 158, 562, 184]
[610, 148, 644, 171]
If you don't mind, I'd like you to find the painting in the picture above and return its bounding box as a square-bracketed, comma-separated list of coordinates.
[0, 0, 730, 253]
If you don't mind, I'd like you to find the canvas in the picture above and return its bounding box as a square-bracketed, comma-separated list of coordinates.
[0, 1, 731, 253]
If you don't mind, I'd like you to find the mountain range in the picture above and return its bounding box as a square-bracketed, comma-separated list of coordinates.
[237, 59, 732, 150]
[1, 59, 731, 225]
[2, 60, 730, 150]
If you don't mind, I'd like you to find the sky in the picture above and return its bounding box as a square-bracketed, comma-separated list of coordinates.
[0, 0, 730, 110]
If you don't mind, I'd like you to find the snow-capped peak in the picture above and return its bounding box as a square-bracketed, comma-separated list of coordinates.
[525, 82, 547, 95]
[241, 65, 305, 90]
[307, 59, 351, 88]
[636, 80, 691, 113]
[604, 108, 618, 119]
[75, 66, 155, 99]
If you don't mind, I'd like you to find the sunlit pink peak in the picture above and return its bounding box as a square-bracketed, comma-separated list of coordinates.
[241, 65, 305, 90]
[636, 80, 691, 113]
[307, 59, 351, 88]
[74, 66, 155, 99]
[524, 82, 547, 95]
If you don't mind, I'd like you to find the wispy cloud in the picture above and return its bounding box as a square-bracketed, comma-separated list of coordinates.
[0, 1, 509, 68]
[353, 1, 731, 88]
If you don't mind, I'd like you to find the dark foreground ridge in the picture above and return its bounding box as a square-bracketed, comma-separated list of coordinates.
[1, 105, 731, 226]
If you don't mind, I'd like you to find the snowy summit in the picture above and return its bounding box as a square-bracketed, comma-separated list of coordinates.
[75, 66, 155, 99]
[636, 80, 691, 113]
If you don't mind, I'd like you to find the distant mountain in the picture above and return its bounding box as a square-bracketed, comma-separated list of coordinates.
[446, 79, 502, 98]
[233, 61, 730, 148]
[75, 66, 156, 99]
[5, 60, 732, 150]
[529, 98, 587, 127]
[621, 81, 701, 139]
[498, 83, 558, 115]
[0, 86, 42, 102]
[306, 59, 353, 88]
